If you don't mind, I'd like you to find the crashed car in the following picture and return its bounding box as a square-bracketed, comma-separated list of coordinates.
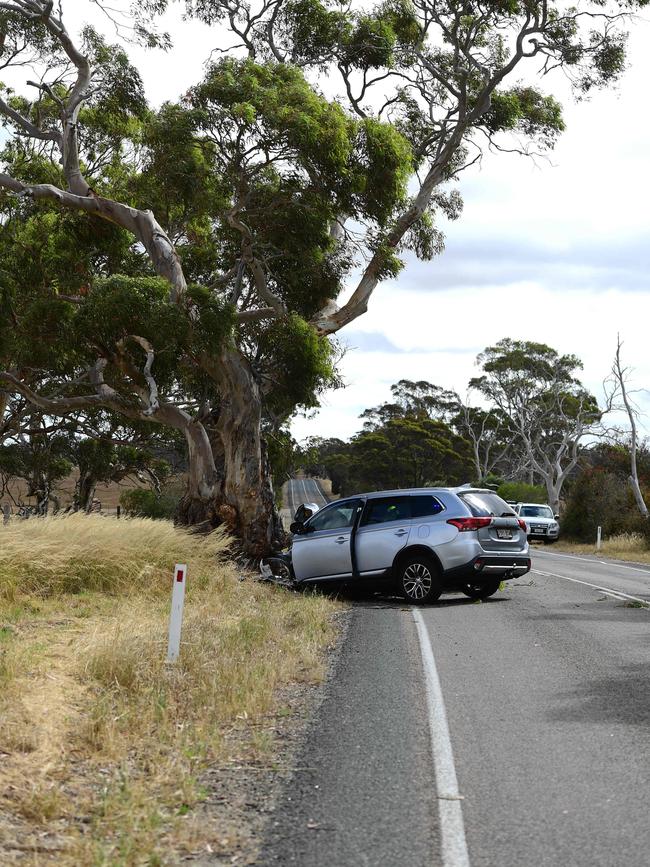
[261, 487, 531, 603]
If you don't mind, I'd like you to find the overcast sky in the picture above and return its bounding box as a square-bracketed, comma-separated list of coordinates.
[23, 4, 650, 442]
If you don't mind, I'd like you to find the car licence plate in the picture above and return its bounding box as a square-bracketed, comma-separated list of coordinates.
[496, 528, 512, 540]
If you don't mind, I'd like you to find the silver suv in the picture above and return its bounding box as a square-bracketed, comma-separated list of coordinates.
[288, 487, 530, 603]
[514, 503, 560, 543]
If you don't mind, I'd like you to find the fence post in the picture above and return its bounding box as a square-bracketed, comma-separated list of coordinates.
[166, 563, 187, 663]
[596, 526, 602, 551]
[2, 504, 10, 525]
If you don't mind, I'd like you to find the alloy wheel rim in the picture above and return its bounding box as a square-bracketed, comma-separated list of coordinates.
[403, 563, 432, 600]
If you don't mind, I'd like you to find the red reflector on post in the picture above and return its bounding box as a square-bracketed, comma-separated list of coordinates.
[176, 569, 185, 583]
[446, 517, 493, 532]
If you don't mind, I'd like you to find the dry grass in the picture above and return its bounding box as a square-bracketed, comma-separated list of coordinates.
[0, 515, 341, 865]
[552, 532, 650, 564]
[0, 512, 230, 598]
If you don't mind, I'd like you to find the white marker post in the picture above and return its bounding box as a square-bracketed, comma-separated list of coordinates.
[166, 563, 187, 663]
[596, 526, 602, 551]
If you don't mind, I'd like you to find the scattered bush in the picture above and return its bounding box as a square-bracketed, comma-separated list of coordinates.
[119, 486, 178, 519]
[561, 469, 644, 543]
[497, 481, 547, 504]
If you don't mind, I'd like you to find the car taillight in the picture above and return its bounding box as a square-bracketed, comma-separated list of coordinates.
[447, 517, 492, 532]
[518, 519, 527, 531]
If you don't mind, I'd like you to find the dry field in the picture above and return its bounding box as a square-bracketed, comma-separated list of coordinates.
[0, 472, 152, 514]
[552, 532, 650, 564]
[0, 515, 341, 865]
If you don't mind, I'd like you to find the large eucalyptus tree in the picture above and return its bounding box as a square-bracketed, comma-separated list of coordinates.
[470, 339, 601, 514]
[0, 0, 640, 554]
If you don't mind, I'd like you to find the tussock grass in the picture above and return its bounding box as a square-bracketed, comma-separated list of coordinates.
[553, 532, 650, 563]
[0, 515, 342, 864]
[0, 513, 230, 598]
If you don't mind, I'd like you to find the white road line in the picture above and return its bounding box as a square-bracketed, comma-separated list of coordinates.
[306, 477, 328, 506]
[538, 550, 650, 575]
[413, 609, 470, 867]
[532, 569, 650, 608]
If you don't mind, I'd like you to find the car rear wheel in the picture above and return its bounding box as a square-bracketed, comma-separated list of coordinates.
[397, 554, 441, 604]
[462, 579, 501, 601]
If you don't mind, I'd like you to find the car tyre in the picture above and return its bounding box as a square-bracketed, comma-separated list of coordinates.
[396, 553, 441, 604]
[543, 538, 557, 545]
[462, 579, 501, 601]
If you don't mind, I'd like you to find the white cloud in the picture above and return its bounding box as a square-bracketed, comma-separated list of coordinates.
[292, 282, 650, 441]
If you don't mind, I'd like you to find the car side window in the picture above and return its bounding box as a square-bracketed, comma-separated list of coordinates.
[361, 497, 411, 526]
[411, 495, 444, 519]
[307, 500, 359, 532]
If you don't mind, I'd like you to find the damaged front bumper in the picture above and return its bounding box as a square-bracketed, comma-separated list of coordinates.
[259, 552, 296, 588]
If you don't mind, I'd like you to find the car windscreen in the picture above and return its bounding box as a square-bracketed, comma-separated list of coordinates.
[520, 506, 554, 518]
[458, 492, 515, 518]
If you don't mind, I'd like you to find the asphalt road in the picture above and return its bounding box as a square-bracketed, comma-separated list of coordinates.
[259, 548, 650, 866]
[286, 477, 330, 517]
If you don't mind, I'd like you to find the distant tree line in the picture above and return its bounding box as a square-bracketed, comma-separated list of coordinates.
[300, 339, 602, 515]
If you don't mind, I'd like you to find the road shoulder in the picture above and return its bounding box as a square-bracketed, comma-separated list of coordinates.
[258, 601, 441, 867]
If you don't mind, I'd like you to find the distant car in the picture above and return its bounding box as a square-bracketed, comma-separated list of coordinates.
[514, 503, 560, 543]
[267, 487, 531, 603]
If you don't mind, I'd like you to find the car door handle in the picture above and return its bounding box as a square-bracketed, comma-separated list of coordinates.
[335, 536, 347, 544]
[395, 529, 408, 537]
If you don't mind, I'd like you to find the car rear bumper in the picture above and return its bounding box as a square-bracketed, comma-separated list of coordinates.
[443, 555, 531, 587]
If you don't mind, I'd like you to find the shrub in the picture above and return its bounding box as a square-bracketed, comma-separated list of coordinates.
[561, 469, 642, 542]
[120, 487, 178, 519]
[497, 481, 547, 504]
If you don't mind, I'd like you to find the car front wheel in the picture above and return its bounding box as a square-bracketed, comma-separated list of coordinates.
[462, 579, 501, 601]
[397, 554, 441, 604]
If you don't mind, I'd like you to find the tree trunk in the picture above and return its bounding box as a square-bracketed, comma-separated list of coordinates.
[175, 418, 223, 528]
[74, 470, 96, 512]
[545, 480, 561, 518]
[212, 347, 284, 558]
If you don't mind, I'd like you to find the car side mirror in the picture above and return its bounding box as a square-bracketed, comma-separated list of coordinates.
[290, 521, 305, 534]
[294, 503, 315, 523]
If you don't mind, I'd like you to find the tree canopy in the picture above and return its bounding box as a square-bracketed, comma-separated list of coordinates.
[0, 0, 643, 552]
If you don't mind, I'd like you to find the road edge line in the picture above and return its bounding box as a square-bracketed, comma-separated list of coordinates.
[539, 550, 650, 575]
[413, 608, 471, 867]
[532, 569, 650, 608]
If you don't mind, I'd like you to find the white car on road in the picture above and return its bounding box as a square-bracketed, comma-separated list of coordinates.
[514, 503, 560, 543]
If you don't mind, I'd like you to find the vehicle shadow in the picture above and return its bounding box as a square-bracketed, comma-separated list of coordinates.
[318, 585, 511, 609]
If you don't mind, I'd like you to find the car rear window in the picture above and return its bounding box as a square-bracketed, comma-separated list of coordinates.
[411, 495, 444, 519]
[458, 492, 515, 517]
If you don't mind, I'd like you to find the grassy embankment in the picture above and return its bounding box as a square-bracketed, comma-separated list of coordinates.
[552, 532, 650, 564]
[0, 514, 340, 864]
